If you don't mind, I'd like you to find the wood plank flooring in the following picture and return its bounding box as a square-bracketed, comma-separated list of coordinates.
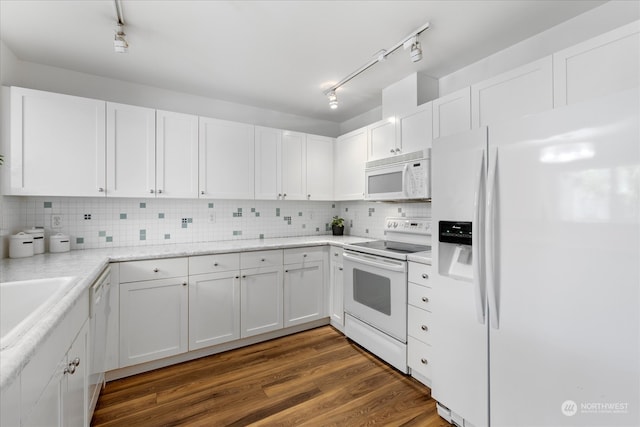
[92, 326, 451, 426]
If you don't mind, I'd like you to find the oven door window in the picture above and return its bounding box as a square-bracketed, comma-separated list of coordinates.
[368, 170, 403, 194]
[352, 268, 391, 316]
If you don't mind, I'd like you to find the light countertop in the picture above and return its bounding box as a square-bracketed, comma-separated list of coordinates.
[407, 251, 432, 265]
[0, 235, 372, 389]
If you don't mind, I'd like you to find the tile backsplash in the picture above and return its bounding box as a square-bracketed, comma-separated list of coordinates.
[0, 196, 431, 256]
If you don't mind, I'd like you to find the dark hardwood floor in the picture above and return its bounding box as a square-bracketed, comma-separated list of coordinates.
[92, 326, 451, 426]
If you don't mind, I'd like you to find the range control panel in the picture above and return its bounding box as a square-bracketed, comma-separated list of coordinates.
[384, 217, 432, 235]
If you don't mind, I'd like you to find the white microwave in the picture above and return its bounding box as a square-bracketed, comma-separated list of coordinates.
[364, 156, 430, 201]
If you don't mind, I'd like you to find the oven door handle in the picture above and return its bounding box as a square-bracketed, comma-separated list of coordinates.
[343, 251, 406, 272]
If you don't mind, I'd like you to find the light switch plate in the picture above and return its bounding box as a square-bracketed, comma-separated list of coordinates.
[51, 214, 63, 229]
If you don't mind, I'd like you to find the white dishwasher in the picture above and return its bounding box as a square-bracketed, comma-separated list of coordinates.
[89, 267, 112, 414]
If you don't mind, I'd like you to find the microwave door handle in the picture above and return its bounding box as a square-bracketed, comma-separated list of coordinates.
[402, 164, 410, 197]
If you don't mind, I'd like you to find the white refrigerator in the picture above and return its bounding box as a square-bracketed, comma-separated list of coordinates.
[431, 89, 639, 427]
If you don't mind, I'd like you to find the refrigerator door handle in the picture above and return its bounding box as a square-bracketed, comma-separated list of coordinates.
[473, 150, 486, 324]
[486, 148, 500, 329]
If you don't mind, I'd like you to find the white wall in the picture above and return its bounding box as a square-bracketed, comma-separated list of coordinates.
[439, 0, 640, 96]
[0, 41, 340, 138]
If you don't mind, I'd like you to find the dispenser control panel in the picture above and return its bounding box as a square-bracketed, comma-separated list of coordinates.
[439, 221, 472, 245]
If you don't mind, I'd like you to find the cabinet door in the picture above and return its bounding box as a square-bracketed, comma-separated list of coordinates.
[240, 266, 283, 338]
[432, 87, 471, 139]
[9, 87, 106, 197]
[553, 21, 640, 107]
[199, 117, 255, 199]
[156, 110, 199, 198]
[63, 320, 89, 427]
[471, 57, 553, 128]
[397, 102, 433, 155]
[189, 272, 240, 350]
[22, 362, 63, 427]
[120, 277, 188, 367]
[334, 127, 367, 201]
[367, 119, 396, 160]
[106, 102, 156, 198]
[281, 130, 306, 200]
[254, 126, 282, 200]
[329, 259, 344, 331]
[284, 261, 324, 327]
[305, 134, 334, 200]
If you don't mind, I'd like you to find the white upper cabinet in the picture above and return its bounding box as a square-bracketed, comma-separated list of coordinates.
[156, 110, 199, 198]
[334, 127, 367, 201]
[432, 87, 471, 139]
[367, 118, 397, 161]
[553, 21, 640, 107]
[471, 56, 553, 128]
[8, 87, 106, 196]
[397, 101, 433, 154]
[106, 102, 156, 198]
[305, 134, 334, 200]
[281, 130, 306, 200]
[199, 117, 255, 199]
[254, 126, 282, 200]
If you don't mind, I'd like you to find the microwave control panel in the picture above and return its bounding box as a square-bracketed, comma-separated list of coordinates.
[407, 161, 427, 197]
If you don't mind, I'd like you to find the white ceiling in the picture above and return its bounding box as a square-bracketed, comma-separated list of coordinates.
[0, 0, 607, 123]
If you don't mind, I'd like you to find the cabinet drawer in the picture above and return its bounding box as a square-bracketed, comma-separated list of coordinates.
[408, 282, 432, 311]
[240, 250, 283, 270]
[119, 257, 188, 283]
[408, 262, 432, 286]
[189, 253, 240, 275]
[408, 305, 432, 344]
[330, 246, 343, 264]
[284, 246, 325, 265]
[407, 336, 432, 380]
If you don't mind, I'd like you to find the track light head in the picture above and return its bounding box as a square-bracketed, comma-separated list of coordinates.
[328, 90, 338, 109]
[114, 22, 128, 53]
[410, 41, 422, 62]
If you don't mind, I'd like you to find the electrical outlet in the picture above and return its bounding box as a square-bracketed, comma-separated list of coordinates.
[51, 214, 63, 229]
[208, 213, 215, 223]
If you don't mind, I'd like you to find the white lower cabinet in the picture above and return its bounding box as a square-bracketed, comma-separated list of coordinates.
[23, 319, 89, 427]
[406, 262, 433, 387]
[284, 262, 324, 327]
[329, 246, 344, 331]
[240, 266, 284, 338]
[189, 271, 241, 350]
[119, 258, 189, 367]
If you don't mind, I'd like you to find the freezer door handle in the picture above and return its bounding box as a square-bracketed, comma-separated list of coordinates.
[473, 149, 487, 324]
[486, 147, 500, 329]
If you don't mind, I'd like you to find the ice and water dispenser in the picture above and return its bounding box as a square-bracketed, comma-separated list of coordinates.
[438, 221, 473, 281]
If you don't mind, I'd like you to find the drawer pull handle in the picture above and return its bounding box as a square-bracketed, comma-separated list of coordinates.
[153, 268, 159, 273]
[261, 258, 266, 262]
[214, 262, 219, 267]
[421, 325, 429, 331]
[242, 275, 247, 278]
[235, 276, 240, 279]
[422, 273, 429, 279]
[422, 297, 429, 303]
[182, 282, 187, 286]
[421, 358, 428, 365]
[285, 270, 289, 273]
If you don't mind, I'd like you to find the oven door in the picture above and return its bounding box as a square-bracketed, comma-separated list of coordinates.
[343, 250, 407, 342]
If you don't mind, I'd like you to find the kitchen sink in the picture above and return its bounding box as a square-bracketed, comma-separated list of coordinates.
[0, 276, 78, 350]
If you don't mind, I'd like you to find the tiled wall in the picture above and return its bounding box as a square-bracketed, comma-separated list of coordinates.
[0, 196, 431, 255]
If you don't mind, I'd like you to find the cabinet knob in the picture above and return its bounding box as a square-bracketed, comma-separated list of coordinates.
[242, 275, 247, 278]
[421, 325, 429, 331]
[153, 268, 159, 273]
[71, 357, 80, 367]
[338, 267, 343, 271]
[395, 148, 401, 153]
[421, 358, 428, 365]
[213, 262, 219, 267]
[261, 258, 265, 262]
[422, 273, 429, 279]
[64, 364, 76, 375]
[307, 194, 311, 199]
[235, 276, 240, 279]
[201, 190, 205, 195]
[283, 193, 287, 198]
[278, 193, 282, 198]
[390, 148, 395, 153]
[182, 282, 187, 286]
[422, 296, 429, 303]
[285, 269, 289, 273]
[150, 189, 155, 194]
[98, 187, 105, 192]
[303, 254, 307, 257]
[334, 253, 339, 257]
[157, 189, 163, 194]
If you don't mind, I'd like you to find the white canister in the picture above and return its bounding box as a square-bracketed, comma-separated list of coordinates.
[50, 233, 71, 253]
[10, 232, 35, 258]
[23, 227, 45, 254]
